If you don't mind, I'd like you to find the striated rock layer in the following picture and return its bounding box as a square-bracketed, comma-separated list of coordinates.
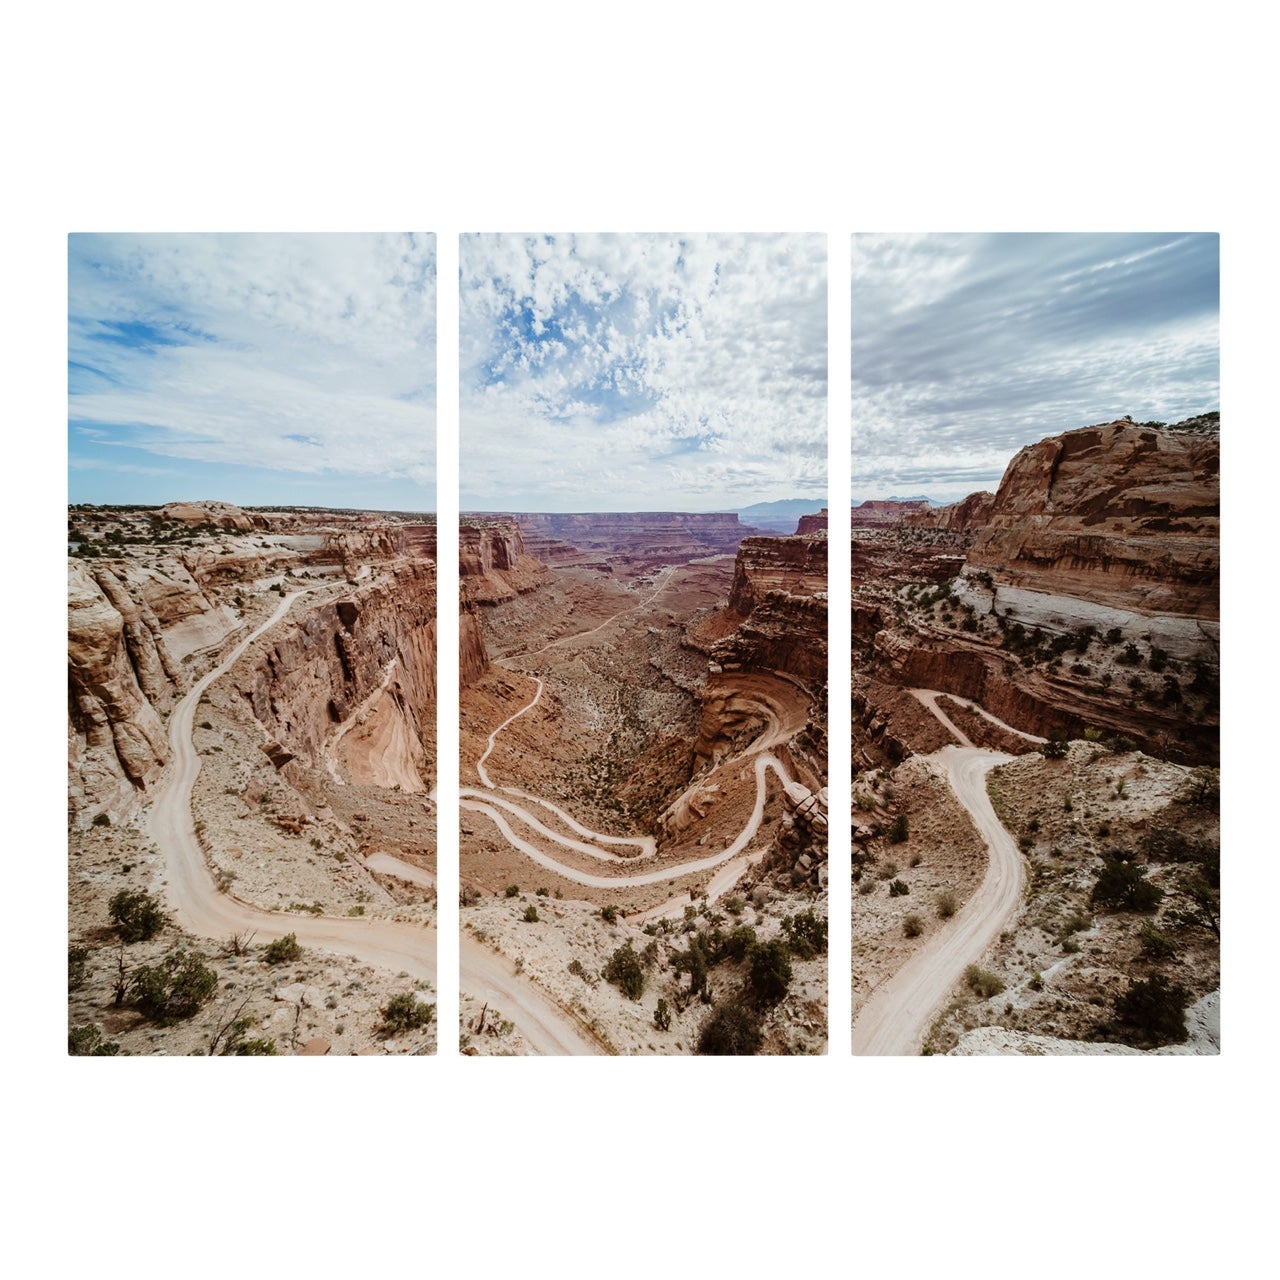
[906, 491, 996, 533]
[715, 533, 828, 687]
[235, 561, 437, 777]
[965, 420, 1219, 623]
[508, 510, 758, 566]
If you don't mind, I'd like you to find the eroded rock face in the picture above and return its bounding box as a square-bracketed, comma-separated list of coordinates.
[906, 491, 996, 533]
[67, 563, 171, 825]
[795, 509, 828, 535]
[459, 522, 543, 605]
[967, 420, 1219, 619]
[159, 500, 265, 530]
[715, 533, 828, 685]
[235, 561, 437, 774]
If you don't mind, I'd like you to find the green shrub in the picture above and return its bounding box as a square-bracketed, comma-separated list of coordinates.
[92, 813, 111, 828]
[653, 998, 671, 1031]
[600, 905, 618, 923]
[935, 890, 958, 919]
[504, 884, 520, 898]
[888, 814, 909, 844]
[1138, 921, 1179, 960]
[1091, 854, 1164, 913]
[130, 948, 218, 1025]
[108, 889, 168, 943]
[888, 879, 910, 897]
[382, 991, 435, 1034]
[1043, 733, 1068, 759]
[68, 1024, 121, 1056]
[603, 942, 645, 1000]
[696, 1002, 763, 1055]
[724, 896, 745, 916]
[903, 913, 924, 938]
[68, 945, 90, 992]
[232, 1038, 279, 1056]
[782, 909, 828, 958]
[263, 933, 302, 965]
[1114, 974, 1191, 1046]
[964, 965, 1004, 999]
[523, 905, 539, 922]
[747, 938, 792, 1005]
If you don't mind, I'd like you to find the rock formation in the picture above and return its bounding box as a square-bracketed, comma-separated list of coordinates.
[67, 562, 172, 825]
[905, 490, 996, 533]
[850, 499, 931, 527]
[795, 508, 828, 535]
[507, 511, 758, 565]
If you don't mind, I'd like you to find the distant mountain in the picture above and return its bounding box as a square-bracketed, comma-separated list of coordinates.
[736, 498, 828, 524]
[853, 495, 936, 507]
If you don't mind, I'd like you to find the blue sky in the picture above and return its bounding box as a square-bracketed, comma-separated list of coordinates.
[68, 233, 436, 509]
[851, 233, 1220, 503]
[460, 233, 827, 511]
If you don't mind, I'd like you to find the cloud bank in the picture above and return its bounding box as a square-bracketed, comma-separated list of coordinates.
[851, 233, 1219, 503]
[460, 233, 827, 511]
[69, 233, 436, 508]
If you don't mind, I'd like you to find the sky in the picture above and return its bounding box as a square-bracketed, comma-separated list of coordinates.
[459, 233, 827, 512]
[851, 233, 1220, 504]
[68, 233, 436, 509]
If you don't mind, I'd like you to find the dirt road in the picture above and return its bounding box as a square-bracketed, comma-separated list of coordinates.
[851, 689, 1028, 1055]
[147, 587, 597, 1055]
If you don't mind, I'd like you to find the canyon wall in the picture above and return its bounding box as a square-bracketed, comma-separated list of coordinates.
[965, 420, 1219, 621]
[905, 491, 996, 533]
[68, 563, 175, 825]
[458, 521, 545, 686]
[795, 509, 829, 535]
[851, 499, 930, 527]
[235, 561, 437, 773]
[715, 533, 828, 685]
[510, 511, 757, 564]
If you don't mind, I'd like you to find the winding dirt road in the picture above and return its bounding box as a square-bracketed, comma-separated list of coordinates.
[851, 689, 1033, 1056]
[145, 586, 599, 1056]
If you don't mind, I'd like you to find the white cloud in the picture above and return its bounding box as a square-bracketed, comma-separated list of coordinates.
[69, 233, 436, 494]
[460, 233, 826, 510]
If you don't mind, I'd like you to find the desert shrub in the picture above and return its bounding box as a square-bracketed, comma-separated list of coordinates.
[232, 1038, 279, 1056]
[722, 924, 757, 963]
[92, 813, 111, 828]
[523, 905, 539, 922]
[459, 884, 480, 906]
[382, 991, 435, 1034]
[567, 958, 594, 985]
[1179, 767, 1220, 811]
[747, 939, 792, 1005]
[1138, 921, 1179, 960]
[603, 942, 645, 1000]
[696, 1002, 763, 1056]
[888, 814, 909, 844]
[1091, 854, 1164, 913]
[536, 887, 549, 897]
[263, 933, 302, 965]
[935, 890, 958, 919]
[653, 998, 671, 1031]
[903, 913, 924, 938]
[782, 909, 828, 958]
[964, 965, 1004, 999]
[1117, 642, 1142, 666]
[68, 1024, 121, 1056]
[888, 879, 910, 897]
[68, 945, 90, 992]
[130, 948, 218, 1025]
[724, 895, 745, 916]
[504, 884, 520, 898]
[600, 905, 618, 923]
[1114, 974, 1191, 1046]
[671, 936, 710, 997]
[857, 877, 878, 896]
[108, 890, 168, 943]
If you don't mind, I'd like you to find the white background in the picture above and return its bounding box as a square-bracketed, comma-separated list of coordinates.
[7, 3, 1271, 1274]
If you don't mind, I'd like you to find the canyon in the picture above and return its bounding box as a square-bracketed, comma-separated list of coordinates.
[68, 502, 440, 1055]
[459, 511, 829, 1054]
[848, 416, 1220, 1055]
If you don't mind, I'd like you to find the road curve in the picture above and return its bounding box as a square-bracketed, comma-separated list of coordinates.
[851, 688, 1031, 1055]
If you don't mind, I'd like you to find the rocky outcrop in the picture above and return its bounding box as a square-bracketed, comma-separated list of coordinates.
[321, 523, 436, 576]
[460, 601, 489, 688]
[906, 491, 996, 533]
[68, 563, 172, 825]
[159, 500, 266, 530]
[459, 522, 543, 604]
[851, 499, 930, 528]
[966, 420, 1219, 620]
[715, 534, 828, 685]
[795, 509, 828, 535]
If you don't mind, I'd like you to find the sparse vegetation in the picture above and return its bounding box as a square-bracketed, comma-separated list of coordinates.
[1113, 974, 1191, 1047]
[129, 948, 218, 1025]
[263, 933, 302, 965]
[903, 913, 924, 938]
[963, 965, 1004, 999]
[697, 1002, 763, 1055]
[108, 889, 167, 943]
[603, 942, 645, 1000]
[381, 991, 435, 1034]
